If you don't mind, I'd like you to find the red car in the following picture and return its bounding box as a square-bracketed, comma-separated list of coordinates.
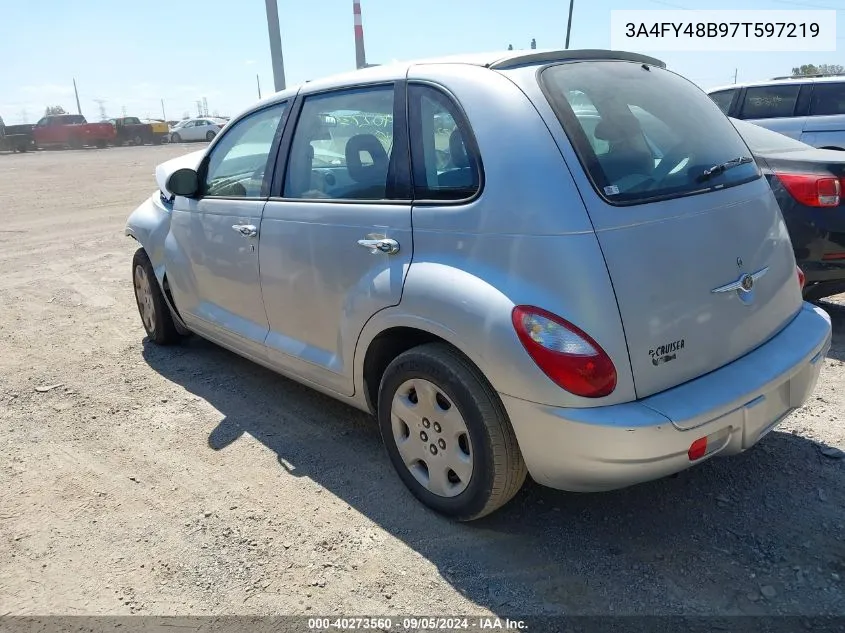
[33, 114, 116, 149]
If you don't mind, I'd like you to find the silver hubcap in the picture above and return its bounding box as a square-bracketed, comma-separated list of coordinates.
[133, 265, 156, 332]
[390, 378, 473, 497]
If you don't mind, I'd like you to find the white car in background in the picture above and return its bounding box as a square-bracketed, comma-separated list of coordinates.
[168, 118, 227, 143]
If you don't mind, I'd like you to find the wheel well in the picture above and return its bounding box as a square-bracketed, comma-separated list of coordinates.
[362, 327, 448, 414]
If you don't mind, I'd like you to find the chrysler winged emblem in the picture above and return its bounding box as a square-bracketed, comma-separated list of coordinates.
[711, 267, 769, 295]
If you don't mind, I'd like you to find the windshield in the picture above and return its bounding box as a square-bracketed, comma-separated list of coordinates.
[540, 61, 760, 205]
[730, 117, 812, 154]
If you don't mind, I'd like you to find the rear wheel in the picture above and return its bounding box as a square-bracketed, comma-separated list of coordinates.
[378, 343, 527, 521]
[132, 248, 181, 345]
[206, 131, 216, 142]
[95, 140, 107, 149]
[133, 134, 143, 146]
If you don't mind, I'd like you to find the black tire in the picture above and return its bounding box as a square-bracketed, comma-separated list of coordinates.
[378, 342, 527, 521]
[170, 132, 181, 144]
[152, 136, 162, 145]
[206, 130, 216, 142]
[132, 248, 181, 345]
[133, 134, 144, 146]
[95, 139, 107, 149]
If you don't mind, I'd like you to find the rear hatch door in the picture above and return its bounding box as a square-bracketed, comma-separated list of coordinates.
[539, 61, 803, 399]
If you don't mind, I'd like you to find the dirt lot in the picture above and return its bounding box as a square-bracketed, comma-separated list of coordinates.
[0, 145, 844, 618]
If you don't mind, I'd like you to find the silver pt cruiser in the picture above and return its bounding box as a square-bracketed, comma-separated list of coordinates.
[126, 49, 832, 520]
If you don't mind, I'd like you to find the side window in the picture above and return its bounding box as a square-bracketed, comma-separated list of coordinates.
[740, 85, 801, 119]
[202, 103, 287, 198]
[36, 118, 47, 127]
[810, 83, 845, 116]
[284, 85, 395, 200]
[409, 84, 480, 200]
[709, 89, 736, 115]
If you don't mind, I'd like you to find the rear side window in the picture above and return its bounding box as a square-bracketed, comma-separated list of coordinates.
[709, 89, 736, 114]
[740, 85, 801, 119]
[810, 83, 845, 116]
[408, 84, 481, 201]
[540, 61, 759, 206]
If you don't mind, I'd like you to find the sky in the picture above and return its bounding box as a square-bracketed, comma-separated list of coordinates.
[0, 0, 842, 124]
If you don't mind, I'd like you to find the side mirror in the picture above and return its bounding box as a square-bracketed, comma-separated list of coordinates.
[166, 168, 199, 197]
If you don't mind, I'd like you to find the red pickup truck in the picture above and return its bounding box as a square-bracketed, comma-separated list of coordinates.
[33, 114, 116, 149]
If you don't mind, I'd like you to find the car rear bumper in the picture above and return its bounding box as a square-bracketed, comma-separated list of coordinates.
[501, 302, 831, 492]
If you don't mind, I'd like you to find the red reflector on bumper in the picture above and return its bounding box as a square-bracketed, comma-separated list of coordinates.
[821, 253, 845, 261]
[688, 437, 708, 461]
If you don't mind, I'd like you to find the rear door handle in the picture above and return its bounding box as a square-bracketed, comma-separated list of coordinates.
[232, 224, 257, 238]
[357, 238, 399, 254]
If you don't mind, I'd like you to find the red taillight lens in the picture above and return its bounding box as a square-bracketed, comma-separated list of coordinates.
[776, 173, 841, 207]
[511, 306, 617, 398]
[797, 266, 806, 290]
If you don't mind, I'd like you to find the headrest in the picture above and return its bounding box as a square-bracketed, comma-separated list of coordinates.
[345, 134, 388, 183]
[449, 129, 470, 169]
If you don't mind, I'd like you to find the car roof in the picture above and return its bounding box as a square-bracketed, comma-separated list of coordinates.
[252, 48, 665, 107]
[708, 75, 845, 93]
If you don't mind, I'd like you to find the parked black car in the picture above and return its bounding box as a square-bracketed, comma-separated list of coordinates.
[732, 117, 845, 300]
[0, 115, 35, 152]
[109, 117, 162, 146]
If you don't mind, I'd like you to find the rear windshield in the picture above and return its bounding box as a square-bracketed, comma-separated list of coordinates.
[540, 61, 760, 205]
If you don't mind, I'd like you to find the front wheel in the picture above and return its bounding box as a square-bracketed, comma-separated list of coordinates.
[132, 248, 181, 345]
[378, 343, 527, 521]
[170, 132, 181, 144]
[205, 131, 216, 142]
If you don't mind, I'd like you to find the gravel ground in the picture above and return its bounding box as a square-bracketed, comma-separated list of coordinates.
[0, 145, 843, 618]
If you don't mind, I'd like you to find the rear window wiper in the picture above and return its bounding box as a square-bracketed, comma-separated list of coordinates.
[698, 156, 753, 182]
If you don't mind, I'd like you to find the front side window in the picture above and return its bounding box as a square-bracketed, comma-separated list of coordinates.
[540, 61, 759, 205]
[202, 102, 287, 198]
[284, 86, 395, 200]
[709, 89, 736, 114]
[409, 84, 480, 200]
[810, 82, 845, 116]
[740, 85, 801, 119]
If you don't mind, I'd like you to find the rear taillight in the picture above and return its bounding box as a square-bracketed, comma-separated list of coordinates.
[797, 266, 806, 290]
[776, 173, 841, 207]
[511, 306, 617, 398]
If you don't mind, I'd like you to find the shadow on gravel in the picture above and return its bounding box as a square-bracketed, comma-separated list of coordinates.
[141, 306, 845, 616]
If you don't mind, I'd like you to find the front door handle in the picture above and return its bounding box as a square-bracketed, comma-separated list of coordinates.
[232, 224, 257, 238]
[357, 238, 400, 255]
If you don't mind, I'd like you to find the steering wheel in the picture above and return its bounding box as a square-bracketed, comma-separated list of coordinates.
[623, 144, 690, 194]
[651, 144, 690, 182]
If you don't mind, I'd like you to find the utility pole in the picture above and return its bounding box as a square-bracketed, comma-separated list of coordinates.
[531, 38, 536, 49]
[196, 101, 202, 117]
[733, 68, 738, 84]
[565, 0, 575, 49]
[93, 99, 107, 120]
[161, 98, 166, 120]
[257, 74, 262, 99]
[73, 78, 82, 115]
[265, 0, 286, 91]
[121, 105, 127, 117]
[202, 97, 209, 117]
